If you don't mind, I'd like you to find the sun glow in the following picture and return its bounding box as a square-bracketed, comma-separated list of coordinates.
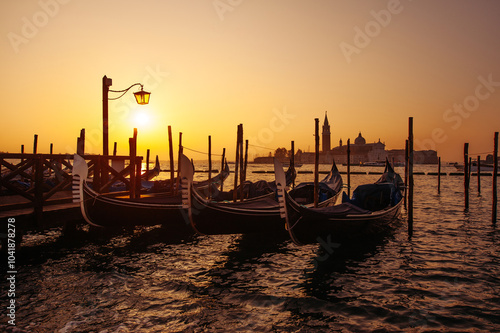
[133, 111, 150, 127]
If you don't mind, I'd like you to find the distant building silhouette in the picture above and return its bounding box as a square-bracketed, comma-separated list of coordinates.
[299, 116, 437, 164]
[322, 111, 331, 153]
[253, 115, 438, 164]
[354, 132, 366, 145]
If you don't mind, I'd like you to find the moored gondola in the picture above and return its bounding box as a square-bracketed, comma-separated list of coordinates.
[183, 159, 343, 235]
[275, 158, 404, 245]
[72, 154, 195, 230]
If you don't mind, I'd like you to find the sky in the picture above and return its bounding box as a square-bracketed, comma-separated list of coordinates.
[1, 0, 500, 162]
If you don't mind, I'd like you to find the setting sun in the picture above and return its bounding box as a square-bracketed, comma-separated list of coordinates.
[133, 110, 150, 128]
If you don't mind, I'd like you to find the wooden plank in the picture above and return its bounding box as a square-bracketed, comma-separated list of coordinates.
[1, 158, 35, 180]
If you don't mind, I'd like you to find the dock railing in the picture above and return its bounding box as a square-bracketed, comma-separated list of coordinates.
[0, 153, 143, 224]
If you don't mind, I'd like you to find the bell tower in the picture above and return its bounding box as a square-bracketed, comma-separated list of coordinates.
[322, 111, 331, 153]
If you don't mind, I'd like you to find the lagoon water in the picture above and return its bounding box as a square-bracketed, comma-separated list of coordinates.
[1, 163, 499, 332]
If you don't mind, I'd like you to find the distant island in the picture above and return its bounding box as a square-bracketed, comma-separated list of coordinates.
[253, 112, 438, 165]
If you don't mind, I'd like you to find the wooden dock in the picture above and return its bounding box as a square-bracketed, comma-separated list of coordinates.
[1, 153, 144, 232]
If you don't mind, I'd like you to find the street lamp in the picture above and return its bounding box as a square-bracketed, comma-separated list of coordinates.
[102, 75, 151, 156]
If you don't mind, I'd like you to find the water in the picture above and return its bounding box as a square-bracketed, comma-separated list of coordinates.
[1, 163, 499, 332]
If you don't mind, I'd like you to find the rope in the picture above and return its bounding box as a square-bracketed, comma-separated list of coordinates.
[183, 146, 223, 157]
[469, 150, 494, 156]
[248, 143, 275, 150]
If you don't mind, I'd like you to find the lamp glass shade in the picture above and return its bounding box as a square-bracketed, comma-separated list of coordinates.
[134, 89, 151, 105]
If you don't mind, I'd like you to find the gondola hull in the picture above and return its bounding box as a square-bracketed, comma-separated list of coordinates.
[188, 188, 289, 235]
[275, 158, 404, 245]
[80, 183, 192, 230]
[185, 160, 343, 235]
[72, 154, 195, 231]
[284, 198, 403, 245]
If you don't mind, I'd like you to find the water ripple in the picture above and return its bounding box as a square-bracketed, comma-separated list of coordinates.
[1, 165, 499, 331]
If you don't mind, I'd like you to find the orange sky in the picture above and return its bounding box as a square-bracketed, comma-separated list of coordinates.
[2, 0, 500, 162]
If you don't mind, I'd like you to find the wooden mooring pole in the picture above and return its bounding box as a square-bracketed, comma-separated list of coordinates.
[493, 132, 498, 224]
[168, 126, 175, 195]
[77, 129, 85, 155]
[408, 117, 414, 238]
[464, 143, 469, 212]
[244, 139, 249, 179]
[468, 157, 472, 186]
[233, 124, 242, 202]
[33, 134, 38, 154]
[438, 156, 441, 194]
[208, 135, 212, 198]
[477, 155, 481, 195]
[220, 147, 226, 192]
[243, 139, 248, 193]
[291, 141, 295, 188]
[49, 143, 53, 176]
[314, 118, 319, 208]
[347, 138, 351, 198]
[81, 129, 86, 153]
[176, 132, 183, 195]
[404, 139, 408, 209]
[135, 155, 142, 199]
[129, 137, 136, 199]
[239, 133, 245, 202]
[133, 128, 141, 198]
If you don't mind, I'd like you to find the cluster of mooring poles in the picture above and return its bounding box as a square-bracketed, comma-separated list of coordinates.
[462, 132, 498, 224]
[310, 117, 416, 237]
[3, 117, 498, 237]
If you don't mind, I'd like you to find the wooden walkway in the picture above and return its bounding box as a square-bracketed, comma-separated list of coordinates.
[1, 153, 143, 232]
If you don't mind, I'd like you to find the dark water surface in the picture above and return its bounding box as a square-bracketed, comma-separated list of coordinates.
[1, 164, 499, 332]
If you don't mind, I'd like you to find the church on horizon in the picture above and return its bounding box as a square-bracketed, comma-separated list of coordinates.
[298, 112, 438, 165]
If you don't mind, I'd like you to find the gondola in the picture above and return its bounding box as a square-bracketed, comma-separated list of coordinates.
[182, 159, 343, 235]
[141, 155, 161, 181]
[209, 164, 296, 202]
[72, 153, 274, 230]
[275, 158, 404, 245]
[147, 160, 230, 193]
[72, 154, 196, 229]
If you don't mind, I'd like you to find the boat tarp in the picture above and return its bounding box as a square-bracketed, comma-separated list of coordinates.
[304, 202, 372, 217]
[289, 182, 340, 205]
[343, 183, 401, 211]
[211, 180, 275, 201]
[208, 194, 279, 210]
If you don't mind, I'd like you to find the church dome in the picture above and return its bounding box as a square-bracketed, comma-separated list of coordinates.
[354, 132, 366, 145]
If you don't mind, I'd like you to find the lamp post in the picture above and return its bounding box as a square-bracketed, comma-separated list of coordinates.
[102, 75, 151, 156]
